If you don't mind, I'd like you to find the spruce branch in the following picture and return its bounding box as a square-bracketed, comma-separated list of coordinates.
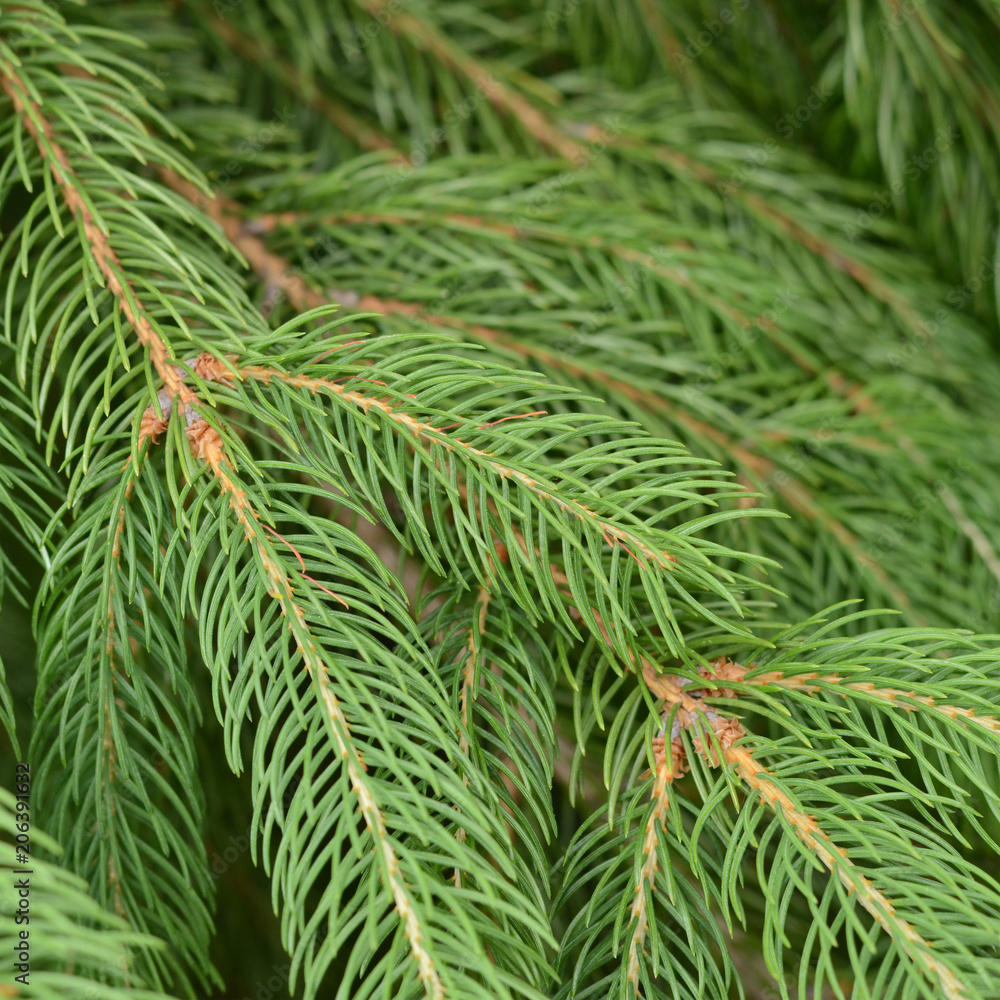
[211, 0, 941, 349]
[31, 450, 218, 993]
[170, 148, 999, 627]
[188, 417, 452, 999]
[1, 46, 198, 411]
[723, 736, 969, 1000]
[3, 3, 1000, 998]
[0, 789, 177, 999]
[188, 7, 402, 157]
[452, 582, 492, 885]
[625, 748, 678, 992]
[630, 626, 1000, 999]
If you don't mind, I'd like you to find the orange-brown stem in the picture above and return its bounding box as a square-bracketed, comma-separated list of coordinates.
[186, 418, 444, 998]
[0, 60, 198, 411]
[724, 739, 968, 1000]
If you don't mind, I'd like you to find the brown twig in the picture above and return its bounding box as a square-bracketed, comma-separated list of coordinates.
[365, 0, 583, 161]
[0, 59, 198, 411]
[188, 5, 400, 157]
[732, 664, 1000, 736]
[185, 417, 444, 999]
[454, 584, 492, 887]
[723, 739, 968, 1000]
[237, 362, 677, 569]
[200, 197, 915, 609]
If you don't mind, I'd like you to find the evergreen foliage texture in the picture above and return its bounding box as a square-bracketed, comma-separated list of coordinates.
[1, 1, 999, 998]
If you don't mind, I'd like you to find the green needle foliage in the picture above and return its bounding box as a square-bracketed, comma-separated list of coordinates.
[0, 2, 999, 999]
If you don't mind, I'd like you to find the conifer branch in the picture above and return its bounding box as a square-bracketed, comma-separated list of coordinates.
[165, 181, 925, 631]
[99, 462, 144, 979]
[238, 361, 680, 570]
[161, 154, 989, 626]
[625, 746, 678, 991]
[723, 738, 969, 1000]
[733, 662, 1000, 738]
[186, 416, 447, 999]
[191, 7, 399, 156]
[454, 583, 492, 884]
[0, 59, 233, 983]
[4, 4, 1000, 997]
[174, 188, 926, 618]
[364, 0, 584, 161]
[643, 139, 930, 334]
[307, 2, 938, 347]
[0, 57, 198, 411]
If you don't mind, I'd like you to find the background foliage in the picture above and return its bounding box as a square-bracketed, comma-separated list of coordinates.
[1, 1, 999, 998]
